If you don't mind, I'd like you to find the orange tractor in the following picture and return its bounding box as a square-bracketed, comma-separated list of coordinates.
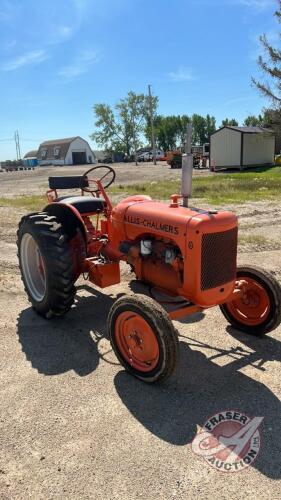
[18, 165, 281, 382]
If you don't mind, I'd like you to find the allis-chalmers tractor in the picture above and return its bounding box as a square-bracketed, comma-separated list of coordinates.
[17, 165, 281, 383]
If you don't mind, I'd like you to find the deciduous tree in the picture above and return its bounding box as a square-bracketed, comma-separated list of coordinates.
[221, 118, 239, 127]
[243, 114, 264, 126]
[91, 91, 158, 162]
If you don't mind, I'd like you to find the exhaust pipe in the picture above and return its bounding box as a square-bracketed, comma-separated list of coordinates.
[181, 123, 193, 207]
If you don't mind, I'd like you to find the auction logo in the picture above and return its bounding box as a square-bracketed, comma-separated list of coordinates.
[191, 410, 263, 473]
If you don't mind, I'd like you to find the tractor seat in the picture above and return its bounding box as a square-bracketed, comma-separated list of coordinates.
[56, 196, 106, 214]
[48, 176, 106, 214]
[49, 176, 88, 190]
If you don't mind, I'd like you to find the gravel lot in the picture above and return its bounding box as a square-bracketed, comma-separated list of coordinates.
[0, 163, 280, 499]
[0, 162, 211, 197]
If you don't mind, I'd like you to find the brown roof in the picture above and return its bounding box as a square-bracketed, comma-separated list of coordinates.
[24, 149, 38, 158]
[40, 137, 78, 146]
[37, 137, 79, 161]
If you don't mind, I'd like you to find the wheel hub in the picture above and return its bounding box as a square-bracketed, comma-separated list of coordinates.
[128, 331, 143, 349]
[241, 290, 260, 308]
[227, 276, 270, 326]
[115, 311, 159, 372]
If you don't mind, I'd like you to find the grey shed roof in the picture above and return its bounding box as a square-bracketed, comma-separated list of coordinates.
[211, 126, 275, 138]
[227, 126, 274, 134]
[24, 149, 38, 158]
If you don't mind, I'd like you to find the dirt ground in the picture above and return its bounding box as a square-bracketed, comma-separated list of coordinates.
[0, 163, 281, 499]
[0, 161, 211, 197]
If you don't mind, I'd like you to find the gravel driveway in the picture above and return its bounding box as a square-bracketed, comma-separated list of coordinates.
[0, 165, 280, 499]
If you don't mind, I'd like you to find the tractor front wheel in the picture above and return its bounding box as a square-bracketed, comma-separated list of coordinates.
[220, 265, 281, 336]
[108, 294, 179, 383]
[17, 212, 77, 318]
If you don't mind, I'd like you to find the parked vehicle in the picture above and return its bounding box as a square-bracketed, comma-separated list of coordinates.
[137, 152, 152, 162]
[167, 143, 210, 169]
[137, 150, 165, 162]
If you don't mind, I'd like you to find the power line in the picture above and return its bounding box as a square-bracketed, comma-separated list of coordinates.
[21, 138, 45, 142]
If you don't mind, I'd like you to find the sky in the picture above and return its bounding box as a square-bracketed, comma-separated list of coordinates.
[0, 0, 279, 160]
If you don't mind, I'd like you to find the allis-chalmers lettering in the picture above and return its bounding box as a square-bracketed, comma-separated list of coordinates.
[125, 215, 179, 235]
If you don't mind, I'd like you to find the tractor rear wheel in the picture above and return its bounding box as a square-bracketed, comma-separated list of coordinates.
[108, 294, 179, 383]
[220, 265, 281, 336]
[17, 212, 77, 318]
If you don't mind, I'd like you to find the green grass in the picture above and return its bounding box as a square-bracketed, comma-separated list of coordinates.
[1, 166, 281, 210]
[0, 195, 45, 212]
[109, 165, 281, 204]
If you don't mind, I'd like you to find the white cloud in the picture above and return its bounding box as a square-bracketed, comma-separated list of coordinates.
[58, 50, 100, 79]
[168, 66, 195, 82]
[2, 50, 49, 71]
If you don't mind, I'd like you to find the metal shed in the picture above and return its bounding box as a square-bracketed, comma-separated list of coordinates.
[210, 126, 275, 170]
[23, 150, 38, 167]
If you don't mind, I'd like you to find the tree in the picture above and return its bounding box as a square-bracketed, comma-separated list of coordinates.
[146, 114, 216, 151]
[192, 114, 207, 144]
[205, 114, 216, 139]
[263, 107, 281, 152]
[192, 114, 216, 143]
[243, 114, 264, 126]
[252, 0, 281, 106]
[145, 115, 182, 151]
[178, 115, 190, 146]
[221, 118, 239, 127]
[91, 91, 158, 161]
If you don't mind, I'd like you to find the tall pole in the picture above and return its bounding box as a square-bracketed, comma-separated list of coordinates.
[14, 130, 21, 160]
[148, 84, 156, 165]
[181, 123, 193, 208]
[14, 131, 18, 160]
[17, 130, 21, 160]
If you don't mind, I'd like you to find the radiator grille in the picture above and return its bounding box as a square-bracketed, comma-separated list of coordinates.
[201, 227, 238, 291]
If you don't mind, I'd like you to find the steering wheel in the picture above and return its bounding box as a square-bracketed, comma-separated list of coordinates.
[81, 165, 116, 194]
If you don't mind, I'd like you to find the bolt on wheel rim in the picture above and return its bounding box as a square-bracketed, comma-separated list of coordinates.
[20, 233, 46, 302]
[227, 276, 270, 326]
[115, 311, 159, 372]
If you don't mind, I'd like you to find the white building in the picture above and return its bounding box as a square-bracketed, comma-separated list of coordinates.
[37, 137, 96, 166]
[210, 126, 275, 170]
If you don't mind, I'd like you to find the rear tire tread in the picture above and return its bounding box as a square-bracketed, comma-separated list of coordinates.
[17, 211, 76, 319]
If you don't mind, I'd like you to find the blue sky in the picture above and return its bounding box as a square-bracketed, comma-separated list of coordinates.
[0, 0, 279, 160]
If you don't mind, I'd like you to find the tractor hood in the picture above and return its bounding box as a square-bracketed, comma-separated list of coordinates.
[112, 196, 237, 254]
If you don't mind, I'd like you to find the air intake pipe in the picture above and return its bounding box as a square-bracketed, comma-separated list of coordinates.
[181, 123, 193, 207]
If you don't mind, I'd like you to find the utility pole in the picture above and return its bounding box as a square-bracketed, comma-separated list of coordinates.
[14, 130, 21, 160]
[148, 84, 156, 165]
